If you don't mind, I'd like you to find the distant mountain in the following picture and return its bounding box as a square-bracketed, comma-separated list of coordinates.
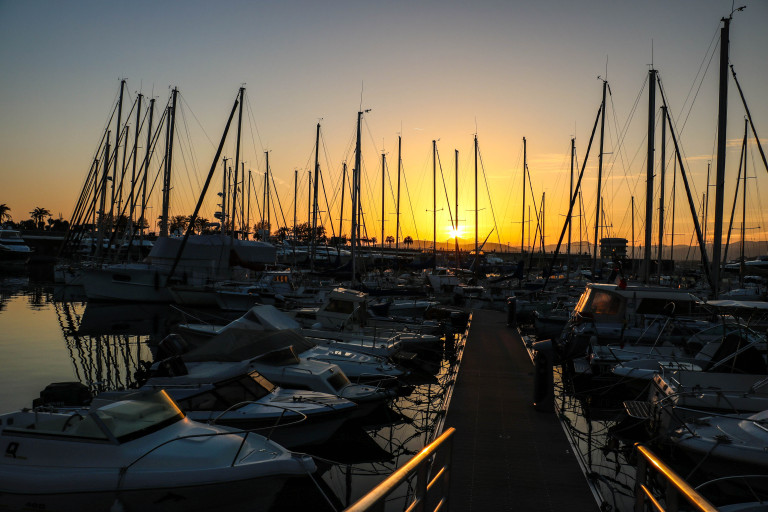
[407, 239, 768, 261]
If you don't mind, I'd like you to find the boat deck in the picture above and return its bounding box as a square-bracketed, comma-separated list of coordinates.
[444, 309, 599, 511]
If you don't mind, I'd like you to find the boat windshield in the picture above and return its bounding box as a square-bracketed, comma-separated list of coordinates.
[176, 372, 276, 411]
[89, 389, 184, 442]
[4, 390, 183, 443]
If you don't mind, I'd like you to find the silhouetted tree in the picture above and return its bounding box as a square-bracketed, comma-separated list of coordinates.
[0, 204, 11, 224]
[169, 215, 189, 235]
[403, 236, 414, 249]
[385, 235, 395, 247]
[29, 207, 51, 229]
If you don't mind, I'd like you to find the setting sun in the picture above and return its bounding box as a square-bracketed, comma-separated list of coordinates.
[448, 226, 464, 239]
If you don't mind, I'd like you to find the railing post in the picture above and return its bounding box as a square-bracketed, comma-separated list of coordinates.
[415, 457, 429, 512]
[665, 482, 679, 512]
[443, 433, 453, 511]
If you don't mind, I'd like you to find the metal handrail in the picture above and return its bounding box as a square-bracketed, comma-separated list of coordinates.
[634, 443, 718, 512]
[345, 427, 455, 512]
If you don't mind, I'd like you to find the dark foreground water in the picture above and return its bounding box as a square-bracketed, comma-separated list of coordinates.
[0, 270, 465, 512]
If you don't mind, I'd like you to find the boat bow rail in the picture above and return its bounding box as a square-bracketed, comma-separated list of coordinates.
[344, 427, 455, 512]
[634, 443, 718, 512]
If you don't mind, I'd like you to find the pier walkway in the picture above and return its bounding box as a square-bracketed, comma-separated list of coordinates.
[444, 309, 598, 511]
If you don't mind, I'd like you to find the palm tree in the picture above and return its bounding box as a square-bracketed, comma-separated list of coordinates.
[386, 235, 395, 248]
[403, 236, 414, 249]
[169, 215, 189, 235]
[0, 204, 11, 224]
[193, 217, 209, 234]
[29, 207, 51, 229]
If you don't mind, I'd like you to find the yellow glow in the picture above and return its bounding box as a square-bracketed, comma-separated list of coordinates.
[448, 226, 463, 239]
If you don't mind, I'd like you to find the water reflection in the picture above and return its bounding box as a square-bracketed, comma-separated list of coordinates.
[51, 299, 182, 394]
[0, 282, 466, 512]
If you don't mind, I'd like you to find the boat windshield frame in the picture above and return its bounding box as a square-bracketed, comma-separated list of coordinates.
[3, 390, 184, 444]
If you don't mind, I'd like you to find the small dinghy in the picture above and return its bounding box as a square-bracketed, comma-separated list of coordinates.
[0, 389, 315, 511]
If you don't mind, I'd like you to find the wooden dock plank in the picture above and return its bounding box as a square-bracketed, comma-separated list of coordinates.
[444, 309, 598, 511]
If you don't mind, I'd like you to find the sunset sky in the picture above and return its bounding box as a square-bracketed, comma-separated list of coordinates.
[1, 0, 767, 253]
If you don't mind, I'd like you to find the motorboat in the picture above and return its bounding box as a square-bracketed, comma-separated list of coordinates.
[424, 267, 459, 294]
[669, 409, 768, 496]
[175, 305, 409, 384]
[81, 235, 276, 302]
[555, 283, 711, 376]
[164, 349, 395, 408]
[0, 228, 32, 264]
[0, 389, 315, 512]
[97, 362, 357, 448]
[608, 322, 767, 397]
[289, 287, 441, 335]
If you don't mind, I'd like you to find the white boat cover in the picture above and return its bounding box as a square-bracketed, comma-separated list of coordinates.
[182, 328, 316, 362]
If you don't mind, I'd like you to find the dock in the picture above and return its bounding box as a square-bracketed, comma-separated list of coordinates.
[444, 309, 598, 511]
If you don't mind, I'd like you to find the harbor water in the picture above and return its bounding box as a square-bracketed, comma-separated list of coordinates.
[0, 270, 468, 511]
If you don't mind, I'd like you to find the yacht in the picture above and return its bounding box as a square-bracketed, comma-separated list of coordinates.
[97, 362, 358, 448]
[0, 389, 315, 512]
[0, 228, 32, 263]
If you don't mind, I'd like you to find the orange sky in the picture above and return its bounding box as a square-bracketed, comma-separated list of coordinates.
[1, 1, 767, 253]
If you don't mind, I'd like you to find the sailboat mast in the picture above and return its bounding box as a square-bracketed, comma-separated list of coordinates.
[160, 88, 178, 238]
[232, 87, 244, 240]
[541, 192, 545, 252]
[220, 158, 228, 234]
[96, 131, 110, 257]
[140, 99, 155, 247]
[711, 16, 731, 298]
[671, 156, 676, 262]
[741, 117, 748, 288]
[129, 93, 142, 232]
[432, 139, 436, 259]
[381, 151, 385, 249]
[645, 68, 657, 284]
[246, 169, 252, 239]
[658, 104, 666, 280]
[593, 80, 607, 276]
[351, 111, 363, 283]
[265, 153, 270, 239]
[396, 137, 401, 252]
[631, 196, 635, 261]
[241, 162, 246, 239]
[339, 162, 346, 244]
[455, 148, 459, 269]
[311, 123, 320, 266]
[110, 80, 125, 230]
[567, 137, 574, 278]
[117, 124, 129, 224]
[522, 137, 526, 255]
[474, 135, 478, 265]
[293, 169, 297, 263]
